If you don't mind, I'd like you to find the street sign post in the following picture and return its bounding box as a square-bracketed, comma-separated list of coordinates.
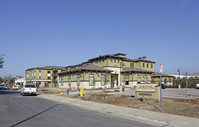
[160, 64, 163, 111]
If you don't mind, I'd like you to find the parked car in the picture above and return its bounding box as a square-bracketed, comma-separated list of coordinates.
[196, 84, 199, 89]
[0, 84, 9, 90]
[21, 84, 37, 96]
[12, 84, 19, 90]
[158, 83, 167, 89]
[162, 84, 167, 89]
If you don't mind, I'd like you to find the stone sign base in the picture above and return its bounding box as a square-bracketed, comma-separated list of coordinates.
[134, 84, 160, 100]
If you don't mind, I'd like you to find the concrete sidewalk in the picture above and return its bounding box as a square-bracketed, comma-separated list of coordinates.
[38, 94, 199, 127]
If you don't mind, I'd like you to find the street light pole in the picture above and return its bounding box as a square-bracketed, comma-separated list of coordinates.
[20, 49, 36, 86]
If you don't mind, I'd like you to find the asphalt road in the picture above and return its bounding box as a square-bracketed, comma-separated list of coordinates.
[0, 90, 158, 127]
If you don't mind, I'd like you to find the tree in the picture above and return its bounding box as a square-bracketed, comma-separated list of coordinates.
[0, 54, 5, 68]
[0, 77, 3, 84]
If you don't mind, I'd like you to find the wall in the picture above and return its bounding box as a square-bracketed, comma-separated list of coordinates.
[58, 71, 111, 89]
[139, 62, 155, 72]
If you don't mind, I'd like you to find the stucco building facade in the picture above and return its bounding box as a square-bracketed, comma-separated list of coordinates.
[58, 53, 157, 89]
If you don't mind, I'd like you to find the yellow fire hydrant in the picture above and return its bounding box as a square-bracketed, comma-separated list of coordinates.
[80, 89, 83, 96]
[59, 90, 63, 95]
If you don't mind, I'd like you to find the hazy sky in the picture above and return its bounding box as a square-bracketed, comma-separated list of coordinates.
[0, 0, 199, 77]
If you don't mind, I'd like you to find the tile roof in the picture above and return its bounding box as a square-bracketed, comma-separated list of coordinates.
[59, 64, 112, 75]
[26, 66, 66, 71]
[122, 67, 154, 73]
[88, 53, 155, 63]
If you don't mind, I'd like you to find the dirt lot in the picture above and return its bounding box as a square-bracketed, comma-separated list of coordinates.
[37, 88, 62, 94]
[38, 89, 199, 118]
[66, 92, 199, 118]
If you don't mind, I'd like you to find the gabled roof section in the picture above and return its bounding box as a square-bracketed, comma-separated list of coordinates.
[59, 64, 112, 75]
[151, 73, 174, 77]
[122, 67, 153, 73]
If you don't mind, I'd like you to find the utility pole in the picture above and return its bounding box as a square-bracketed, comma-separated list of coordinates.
[177, 69, 180, 88]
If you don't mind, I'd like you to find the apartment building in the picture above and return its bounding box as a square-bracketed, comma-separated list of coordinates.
[58, 53, 156, 89]
[26, 66, 65, 87]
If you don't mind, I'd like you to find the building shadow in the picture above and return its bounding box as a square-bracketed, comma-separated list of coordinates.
[0, 90, 20, 95]
[10, 104, 61, 127]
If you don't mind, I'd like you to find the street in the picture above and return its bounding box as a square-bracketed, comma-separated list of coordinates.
[0, 90, 158, 127]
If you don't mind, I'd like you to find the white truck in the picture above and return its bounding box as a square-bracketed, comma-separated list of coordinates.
[21, 84, 37, 96]
[196, 84, 199, 89]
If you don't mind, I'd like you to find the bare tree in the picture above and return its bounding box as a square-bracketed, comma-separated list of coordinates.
[3, 75, 15, 85]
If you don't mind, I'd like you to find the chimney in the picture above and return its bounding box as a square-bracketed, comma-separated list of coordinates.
[143, 56, 147, 60]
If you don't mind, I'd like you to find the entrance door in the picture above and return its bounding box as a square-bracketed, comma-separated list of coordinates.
[111, 74, 118, 88]
[111, 76, 114, 88]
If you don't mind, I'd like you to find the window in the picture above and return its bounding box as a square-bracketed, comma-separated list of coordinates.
[144, 75, 148, 83]
[130, 63, 134, 67]
[77, 75, 80, 86]
[25, 85, 36, 88]
[61, 77, 63, 86]
[125, 76, 129, 85]
[118, 60, 119, 63]
[143, 63, 145, 68]
[164, 78, 167, 83]
[101, 75, 105, 86]
[48, 77, 51, 80]
[137, 75, 141, 83]
[103, 59, 104, 63]
[68, 76, 71, 85]
[39, 76, 41, 79]
[114, 59, 116, 63]
[89, 74, 94, 86]
[151, 64, 153, 68]
[147, 64, 149, 68]
[169, 78, 172, 83]
[48, 70, 50, 73]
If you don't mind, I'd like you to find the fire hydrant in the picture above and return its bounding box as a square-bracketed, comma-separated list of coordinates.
[80, 89, 83, 96]
[59, 90, 63, 95]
